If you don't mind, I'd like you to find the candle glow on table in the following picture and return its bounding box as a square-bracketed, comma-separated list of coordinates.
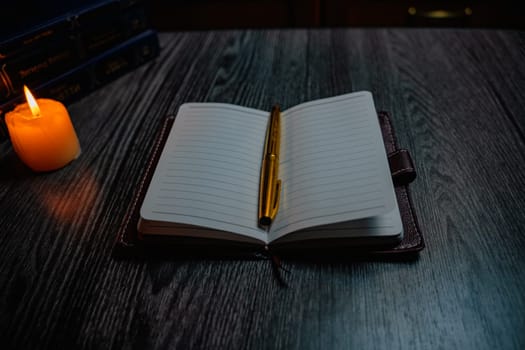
[5, 86, 81, 172]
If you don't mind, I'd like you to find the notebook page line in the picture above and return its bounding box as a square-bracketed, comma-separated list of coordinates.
[140, 103, 269, 241]
[270, 91, 395, 239]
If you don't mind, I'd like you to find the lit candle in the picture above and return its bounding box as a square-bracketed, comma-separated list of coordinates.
[5, 86, 81, 172]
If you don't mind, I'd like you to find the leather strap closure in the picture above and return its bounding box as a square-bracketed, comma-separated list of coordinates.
[388, 149, 416, 186]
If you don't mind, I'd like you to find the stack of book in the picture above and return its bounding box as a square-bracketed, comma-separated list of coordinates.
[0, 0, 160, 141]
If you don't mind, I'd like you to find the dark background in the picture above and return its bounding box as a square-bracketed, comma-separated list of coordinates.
[148, 0, 524, 30]
[2, 0, 523, 39]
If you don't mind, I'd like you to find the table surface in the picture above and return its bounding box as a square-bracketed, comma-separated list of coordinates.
[1, 29, 524, 350]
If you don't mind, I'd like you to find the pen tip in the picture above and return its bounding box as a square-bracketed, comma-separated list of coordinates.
[259, 217, 271, 226]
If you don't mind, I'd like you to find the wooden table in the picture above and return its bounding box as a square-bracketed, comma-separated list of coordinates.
[1, 29, 524, 349]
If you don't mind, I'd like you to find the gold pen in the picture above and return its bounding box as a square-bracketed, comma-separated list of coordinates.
[258, 104, 282, 227]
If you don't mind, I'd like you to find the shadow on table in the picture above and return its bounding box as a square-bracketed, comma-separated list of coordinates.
[112, 240, 421, 287]
[112, 237, 422, 263]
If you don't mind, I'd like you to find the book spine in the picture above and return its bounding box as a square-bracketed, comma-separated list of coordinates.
[1, 43, 82, 98]
[0, 16, 76, 61]
[41, 29, 159, 103]
[75, 0, 150, 58]
[0, 0, 145, 58]
[0, 30, 159, 139]
[0, 0, 149, 104]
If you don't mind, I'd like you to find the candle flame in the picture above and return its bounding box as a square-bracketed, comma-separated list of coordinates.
[24, 85, 41, 118]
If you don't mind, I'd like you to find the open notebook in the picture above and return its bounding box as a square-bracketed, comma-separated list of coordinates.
[138, 91, 403, 249]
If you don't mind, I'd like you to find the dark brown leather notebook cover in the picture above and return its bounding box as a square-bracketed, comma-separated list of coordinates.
[114, 111, 424, 259]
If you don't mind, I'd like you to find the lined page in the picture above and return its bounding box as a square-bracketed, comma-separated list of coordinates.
[269, 91, 397, 240]
[140, 103, 269, 243]
[272, 200, 403, 245]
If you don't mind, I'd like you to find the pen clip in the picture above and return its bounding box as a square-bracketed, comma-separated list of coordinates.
[270, 179, 281, 220]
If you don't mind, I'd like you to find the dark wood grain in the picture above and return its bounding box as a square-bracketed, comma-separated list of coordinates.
[1, 29, 525, 350]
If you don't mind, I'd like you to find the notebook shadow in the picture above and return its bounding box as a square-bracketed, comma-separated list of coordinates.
[112, 242, 421, 266]
[112, 243, 421, 288]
